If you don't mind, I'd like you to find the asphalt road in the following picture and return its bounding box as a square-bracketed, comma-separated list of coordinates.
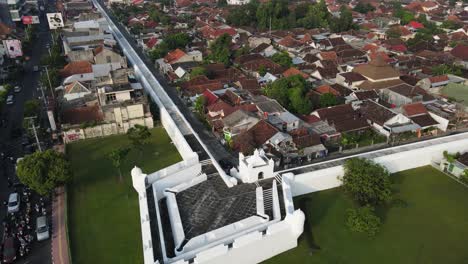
[97, 0, 238, 164]
[0, 2, 53, 263]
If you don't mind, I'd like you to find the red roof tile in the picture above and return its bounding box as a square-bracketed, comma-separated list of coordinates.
[451, 45, 468, 60]
[165, 49, 186, 64]
[402, 102, 428, 117]
[407, 21, 424, 29]
[429, 75, 449, 83]
[283, 67, 309, 79]
[315, 85, 340, 96]
[60, 61, 93, 78]
[202, 90, 219, 106]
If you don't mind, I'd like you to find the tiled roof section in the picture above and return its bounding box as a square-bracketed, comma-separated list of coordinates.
[283, 67, 309, 79]
[429, 75, 449, 83]
[251, 43, 271, 53]
[359, 100, 395, 126]
[164, 49, 186, 64]
[292, 133, 322, 149]
[181, 76, 224, 95]
[238, 78, 261, 94]
[330, 83, 352, 96]
[64, 81, 88, 94]
[388, 84, 435, 102]
[340, 72, 366, 82]
[60, 61, 93, 77]
[278, 35, 300, 48]
[315, 104, 369, 133]
[202, 89, 219, 106]
[408, 21, 424, 29]
[402, 102, 428, 117]
[354, 90, 379, 100]
[353, 56, 400, 80]
[319, 51, 338, 61]
[207, 100, 235, 116]
[358, 79, 405, 90]
[450, 45, 468, 61]
[410, 114, 438, 127]
[315, 66, 339, 80]
[233, 120, 278, 154]
[61, 105, 103, 125]
[145, 37, 158, 49]
[315, 85, 340, 96]
[301, 114, 321, 124]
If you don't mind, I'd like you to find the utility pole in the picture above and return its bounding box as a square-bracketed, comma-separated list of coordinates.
[39, 85, 47, 106]
[24, 117, 42, 152]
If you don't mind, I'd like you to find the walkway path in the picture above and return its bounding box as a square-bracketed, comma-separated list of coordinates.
[51, 186, 70, 264]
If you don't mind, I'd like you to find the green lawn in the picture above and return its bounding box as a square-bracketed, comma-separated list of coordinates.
[67, 127, 181, 264]
[441, 83, 468, 107]
[265, 166, 468, 264]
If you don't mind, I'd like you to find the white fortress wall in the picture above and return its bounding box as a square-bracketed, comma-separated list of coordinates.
[289, 134, 468, 197]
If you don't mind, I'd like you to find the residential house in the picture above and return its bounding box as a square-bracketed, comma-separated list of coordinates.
[232, 120, 278, 155]
[336, 72, 367, 90]
[223, 109, 260, 141]
[358, 100, 419, 137]
[402, 102, 439, 136]
[353, 55, 404, 90]
[63, 81, 91, 101]
[157, 49, 203, 74]
[380, 83, 435, 107]
[311, 104, 370, 136]
[450, 45, 468, 69]
[440, 152, 468, 178]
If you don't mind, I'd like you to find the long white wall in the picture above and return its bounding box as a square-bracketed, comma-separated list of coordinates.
[290, 133, 468, 197]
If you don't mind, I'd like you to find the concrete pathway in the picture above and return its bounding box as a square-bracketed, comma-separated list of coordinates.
[51, 186, 70, 264]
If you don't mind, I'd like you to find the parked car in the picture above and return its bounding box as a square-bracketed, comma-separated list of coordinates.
[36, 216, 50, 241]
[6, 95, 13, 105]
[7, 193, 20, 214]
[13, 86, 21, 93]
[2, 237, 17, 263]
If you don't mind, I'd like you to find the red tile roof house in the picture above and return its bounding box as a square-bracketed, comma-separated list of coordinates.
[406, 21, 425, 32]
[401, 102, 439, 136]
[450, 45, 468, 69]
[181, 75, 224, 95]
[156, 49, 203, 74]
[232, 120, 278, 155]
[310, 104, 370, 135]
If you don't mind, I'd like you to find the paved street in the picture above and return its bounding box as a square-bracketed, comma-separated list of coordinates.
[0, 2, 53, 263]
[95, 0, 238, 165]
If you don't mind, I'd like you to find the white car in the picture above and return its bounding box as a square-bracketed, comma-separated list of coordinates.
[6, 95, 13, 105]
[36, 216, 50, 241]
[7, 193, 20, 214]
[14, 86, 21, 93]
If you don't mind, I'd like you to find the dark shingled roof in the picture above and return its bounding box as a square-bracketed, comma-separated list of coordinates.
[359, 100, 396, 126]
[457, 153, 468, 167]
[410, 114, 438, 127]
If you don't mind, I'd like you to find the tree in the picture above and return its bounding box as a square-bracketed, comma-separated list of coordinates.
[258, 65, 267, 76]
[331, 5, 355, 33]
[386, 26, 402, 39]
[130, 23, 143, 35]
[164, 33, 191, 50]
[209, 33, 232, 65]
[16, 150, 71, 195]
[353, 2, 375, 14]
[190, 67, 207, 78]
[217, 0, 227, 7]
[432, 64, 463, 76]
[127, 125, 151, 154]
[271, 51, 292, 67]
[109, 147, 130, 182]
[319, 93, 338, 107]
[24, 99, 41, 117]
[346, 205, 381, 236]
[265, 75, 312, 114]
[194, 95, 206, 115]
[342, 158, 392, 206]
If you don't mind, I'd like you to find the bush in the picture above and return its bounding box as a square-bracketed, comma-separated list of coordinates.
[346, 205, 381, 237]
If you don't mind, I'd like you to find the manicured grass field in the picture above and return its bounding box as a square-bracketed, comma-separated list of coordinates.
[67, 127, 181, 264]
[265, 166, 468, 264]
[441, 83, 468, 107]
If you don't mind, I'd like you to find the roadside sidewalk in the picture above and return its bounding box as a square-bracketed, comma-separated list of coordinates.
[51, 186, 70, 264]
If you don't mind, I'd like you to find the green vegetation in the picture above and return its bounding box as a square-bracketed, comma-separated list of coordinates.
[127, 124, 152, 155]
[265, 166, 468, 264]
[190, 66, 208, 78]
[342, 158, 392, 206]
[432, 64, 463, 76]
[385, 26, 402, 39]
[346, 205, 381, 236]
[271, 51, 292, 68]
[208, 33, 232, 66]
[149, 32, 192, 60]
[24, 99, 41, 117]
[319, 93, 337, 108]
[264, 75, 312, 115]
[441, 83, 468, 107]
[227, 0, 355, 32]
[353, 2, 375, 14]
[17, 150, 71, 195]
[340, 130, 387, 148]
[68, 127, 181, 264]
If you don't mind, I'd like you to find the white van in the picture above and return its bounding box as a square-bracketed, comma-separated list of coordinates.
[36, 216, 50, 241]
[7, 193, 20, 214]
